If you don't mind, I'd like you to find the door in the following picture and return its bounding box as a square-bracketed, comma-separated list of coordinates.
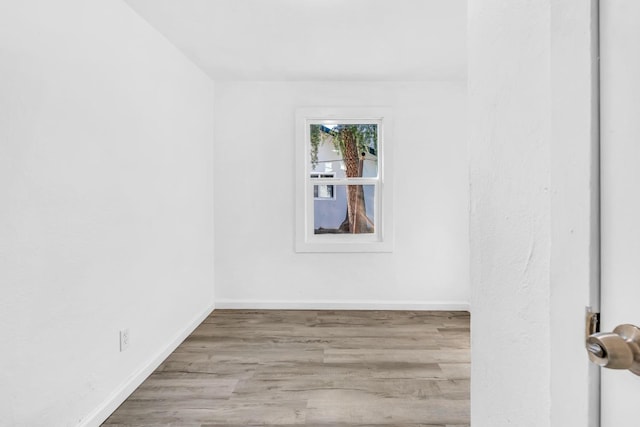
[599, 1, 640, 425]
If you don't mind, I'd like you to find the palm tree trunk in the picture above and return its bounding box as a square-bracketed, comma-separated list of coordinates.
[338, 129, 372, 233]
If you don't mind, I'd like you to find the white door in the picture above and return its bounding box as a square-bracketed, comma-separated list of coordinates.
[599, 1, 640, 426]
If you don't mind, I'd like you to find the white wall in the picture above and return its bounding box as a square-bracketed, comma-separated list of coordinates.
[468, 1, 551, 426]
[0, 2, 214, 426]
[214, 81, 468, 309]
[469, 1, 600, 426]
[550, 1, 600, 426]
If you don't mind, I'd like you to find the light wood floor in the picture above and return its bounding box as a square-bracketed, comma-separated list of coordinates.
[103, 310, 470, 427]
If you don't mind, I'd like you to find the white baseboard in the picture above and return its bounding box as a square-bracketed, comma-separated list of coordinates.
[215, 299, 470, 311]
[78, 303, 215, 427]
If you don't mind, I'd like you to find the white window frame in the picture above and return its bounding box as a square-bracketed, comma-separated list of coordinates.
[295, 107, 394, 253]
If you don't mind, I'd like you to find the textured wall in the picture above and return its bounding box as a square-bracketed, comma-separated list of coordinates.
[468, 1, 552, 425]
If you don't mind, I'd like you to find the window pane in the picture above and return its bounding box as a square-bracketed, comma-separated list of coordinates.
[309, 124, 378, 178]
[314, 185, 375, 234]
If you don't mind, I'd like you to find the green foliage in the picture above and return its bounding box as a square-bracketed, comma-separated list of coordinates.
[331, 124, 377, 158]
[309, 124, 377, 168]
[310, 124, 322, 168]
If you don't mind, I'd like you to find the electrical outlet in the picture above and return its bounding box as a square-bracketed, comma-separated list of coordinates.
[120, 328, 130, 352]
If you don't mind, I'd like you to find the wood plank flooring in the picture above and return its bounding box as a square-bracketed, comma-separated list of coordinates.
[102, 310, 470, 427]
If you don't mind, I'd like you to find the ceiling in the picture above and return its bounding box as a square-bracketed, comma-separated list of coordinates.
[124, 0, 467, 81]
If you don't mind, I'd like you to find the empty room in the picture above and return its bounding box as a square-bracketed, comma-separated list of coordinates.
[2, 0, 635, 426]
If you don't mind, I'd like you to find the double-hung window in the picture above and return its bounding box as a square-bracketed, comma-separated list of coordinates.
[295, 107, 393, 252]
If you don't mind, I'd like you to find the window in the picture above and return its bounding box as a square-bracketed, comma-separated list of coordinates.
[311, 173, 335, 200]
[295, 107, 393, 252]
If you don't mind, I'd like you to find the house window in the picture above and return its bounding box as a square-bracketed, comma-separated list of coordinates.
[311, 173, 335, 200]
[295, 107, 393, 252]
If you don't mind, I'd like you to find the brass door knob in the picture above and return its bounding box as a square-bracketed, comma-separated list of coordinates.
[586, 324, 640, 376]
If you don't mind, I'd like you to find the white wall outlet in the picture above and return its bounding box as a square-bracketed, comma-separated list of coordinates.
[119, 328, 130, 352]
